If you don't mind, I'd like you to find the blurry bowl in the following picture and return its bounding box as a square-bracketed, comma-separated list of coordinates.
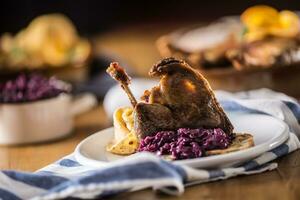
[0, 56, 91, 83]
[157, 18, 300, 97]
[0, 93, 97, 145]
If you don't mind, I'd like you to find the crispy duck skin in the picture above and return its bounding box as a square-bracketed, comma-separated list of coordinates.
[107, 58, 234, 139]
[135, 58, 234, 138]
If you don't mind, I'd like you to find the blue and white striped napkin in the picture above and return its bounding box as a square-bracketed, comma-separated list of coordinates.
[0, 88, 299, 200]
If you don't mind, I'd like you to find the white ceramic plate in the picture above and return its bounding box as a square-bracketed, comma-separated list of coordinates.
[75, 112, 289, 168]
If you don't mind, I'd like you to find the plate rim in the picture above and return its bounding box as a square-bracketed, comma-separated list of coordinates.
[75, 114, 289, 168]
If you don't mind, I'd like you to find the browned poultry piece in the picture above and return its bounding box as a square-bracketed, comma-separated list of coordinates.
[106, 62, 137, 107]
[107, 58, 234, 139]
[134, 57, 234, 138]
[227, 37, 300, 70]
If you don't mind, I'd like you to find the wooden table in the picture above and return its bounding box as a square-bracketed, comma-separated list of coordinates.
[1, 24, 300, 200]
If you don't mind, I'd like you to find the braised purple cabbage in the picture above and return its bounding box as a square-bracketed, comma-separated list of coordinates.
[0, 73, 70, 103]
[138, 128, 232, 160]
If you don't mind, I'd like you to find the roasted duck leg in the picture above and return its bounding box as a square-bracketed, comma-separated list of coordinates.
[106, 62, 137, 107]
[107, 58, 234, 139]
[135, 58, 234, 138]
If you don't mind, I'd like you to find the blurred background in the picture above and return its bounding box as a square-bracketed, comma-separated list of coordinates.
[1, 0, 300, 98]
[1, 0, 300, 35]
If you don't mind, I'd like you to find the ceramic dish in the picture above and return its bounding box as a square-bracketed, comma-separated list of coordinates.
[0, 93, 97, 145]
[75, 112, 289, 168]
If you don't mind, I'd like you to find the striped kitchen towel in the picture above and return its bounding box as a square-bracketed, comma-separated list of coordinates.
[0, 88, 300, 200]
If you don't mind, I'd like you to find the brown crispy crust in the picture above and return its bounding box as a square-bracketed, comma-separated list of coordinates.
[134, 58, 234, 138]
[206, 133, 254, 156]
[106, 62, 138, 107]
[106, 62, 131, 84]
[152, 57, 234, 135]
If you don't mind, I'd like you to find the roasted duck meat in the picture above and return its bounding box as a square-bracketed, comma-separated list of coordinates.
[135, 58, 233, 138]
[227, 36, 300, 70]
[107, 62, 137, 107]
[107, 58, 234, 139]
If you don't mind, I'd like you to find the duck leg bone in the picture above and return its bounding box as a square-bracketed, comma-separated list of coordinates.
[106, 62, 137, 107]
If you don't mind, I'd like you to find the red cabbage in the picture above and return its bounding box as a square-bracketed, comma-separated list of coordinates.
[0, 73, 70, 103]
[138, 128, 232, 160]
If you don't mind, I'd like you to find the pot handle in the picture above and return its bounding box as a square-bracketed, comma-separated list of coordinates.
[70, 93, 98, 116]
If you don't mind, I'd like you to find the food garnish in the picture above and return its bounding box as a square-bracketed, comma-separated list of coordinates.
[227, 5, 300, 70]
[241, 5, 300, 42]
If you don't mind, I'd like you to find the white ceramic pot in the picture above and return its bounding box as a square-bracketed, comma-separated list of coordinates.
[0, 93, 97, 145]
